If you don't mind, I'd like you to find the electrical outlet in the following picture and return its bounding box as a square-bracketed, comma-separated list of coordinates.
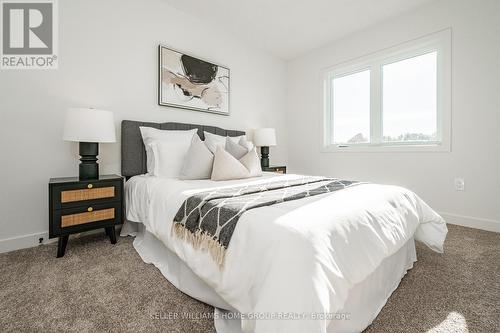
[454, 178, 465, 191]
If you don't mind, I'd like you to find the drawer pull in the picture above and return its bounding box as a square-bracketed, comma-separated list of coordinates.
[87, 207, 93, 212]
[87, 184, 93, 189]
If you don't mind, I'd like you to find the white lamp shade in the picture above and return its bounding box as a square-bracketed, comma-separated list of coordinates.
[63, 108, 116, 143]
[253, 128, 276, 147]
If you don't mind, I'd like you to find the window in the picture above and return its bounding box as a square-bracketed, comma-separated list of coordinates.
[332, 70, 370, 144]
[323, 30, 451, 152]
[382, 52, 437, 143]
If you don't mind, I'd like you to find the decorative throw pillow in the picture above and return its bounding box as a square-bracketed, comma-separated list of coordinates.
[139, 127, 197, 175]
[239, 148, 262, 177]
[179, 135, 214, 180]
[225, 137, 249, 159]
[204, 131, 245, 154]
[211, 147, 251, 181]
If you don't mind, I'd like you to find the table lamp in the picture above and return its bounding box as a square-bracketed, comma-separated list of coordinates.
[63, 108, 116, 180]
[253, 128, 276, 168]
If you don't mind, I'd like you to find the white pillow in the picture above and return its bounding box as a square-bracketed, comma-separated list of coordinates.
[139, 127, 197, 175]
[239, 148, 262, 177]
[179, 135, 214, 180]
[147, 140, 190, 178]
[211, 147, 251, 181]
[204, 131, 244, 154]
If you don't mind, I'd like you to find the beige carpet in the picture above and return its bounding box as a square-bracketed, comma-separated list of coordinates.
[0, 224, 498, 332]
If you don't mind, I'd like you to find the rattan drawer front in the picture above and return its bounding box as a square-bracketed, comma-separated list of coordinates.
[61, 187, 115, 203]
[61, 208, 115, 228]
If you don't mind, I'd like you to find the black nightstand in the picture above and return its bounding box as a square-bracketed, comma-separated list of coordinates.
[49, 174, 124, 257]
[262, 165, 287, 174]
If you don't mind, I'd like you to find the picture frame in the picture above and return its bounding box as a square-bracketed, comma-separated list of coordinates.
[158, 45, 230, 115]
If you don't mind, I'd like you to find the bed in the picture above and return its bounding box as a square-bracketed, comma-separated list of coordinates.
[120, 120, 448, 333]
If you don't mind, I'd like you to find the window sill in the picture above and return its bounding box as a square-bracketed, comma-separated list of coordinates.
[321, 142, 450, 153]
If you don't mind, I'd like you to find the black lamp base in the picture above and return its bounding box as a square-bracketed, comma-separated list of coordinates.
[79, 142, 99, 180]
[260, 146, 270, 168]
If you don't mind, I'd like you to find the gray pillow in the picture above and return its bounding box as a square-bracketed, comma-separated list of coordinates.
[238, 136, 254, 151]
[179, 135, 214, 180]
[204, 131, 244, 154]
[225, 137, 249, 159]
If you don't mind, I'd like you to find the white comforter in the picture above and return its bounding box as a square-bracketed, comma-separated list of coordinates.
[126, 173, 447, 333]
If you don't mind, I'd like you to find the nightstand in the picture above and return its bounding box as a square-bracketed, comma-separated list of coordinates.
[49, 174, 124, 257]
[262, 165, 287, 174]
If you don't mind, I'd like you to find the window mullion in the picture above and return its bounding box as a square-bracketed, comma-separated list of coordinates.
[370, 64, 382, 144]
[326, 74, 333, 146]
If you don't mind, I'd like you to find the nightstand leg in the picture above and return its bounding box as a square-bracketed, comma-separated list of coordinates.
[106, 226, 116, 244]
[57, 235, 69, 258]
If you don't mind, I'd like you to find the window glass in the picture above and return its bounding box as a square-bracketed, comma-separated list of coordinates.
[382, 52, 437, 142]
[332, 70, 371, 144]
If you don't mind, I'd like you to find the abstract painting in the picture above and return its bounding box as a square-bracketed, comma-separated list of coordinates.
[158, 45, 230, 115]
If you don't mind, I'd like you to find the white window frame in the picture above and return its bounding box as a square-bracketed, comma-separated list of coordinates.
[322, 29, 451, 153]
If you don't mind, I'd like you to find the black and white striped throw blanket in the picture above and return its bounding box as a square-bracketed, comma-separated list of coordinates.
[172, 176, 360, 268]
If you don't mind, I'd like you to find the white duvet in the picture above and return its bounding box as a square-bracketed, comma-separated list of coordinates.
[126, 173, 447, 333]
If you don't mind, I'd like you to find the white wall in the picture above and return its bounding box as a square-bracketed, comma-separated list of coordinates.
[286, 0, 500, 231]
[0, 0, 288, 251]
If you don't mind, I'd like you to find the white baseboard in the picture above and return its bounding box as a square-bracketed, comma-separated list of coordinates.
[0, 231, 56, 254]
[440, 212, 500, 233]
[0, 227, 123, 254]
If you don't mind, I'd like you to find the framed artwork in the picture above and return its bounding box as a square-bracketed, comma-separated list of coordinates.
[158, 45, 230, 115]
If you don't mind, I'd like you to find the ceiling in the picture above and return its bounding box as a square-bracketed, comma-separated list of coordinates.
[164, 0, 437, 60]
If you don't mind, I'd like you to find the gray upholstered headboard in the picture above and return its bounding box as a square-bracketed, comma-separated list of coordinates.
[121, 120, 245, 178]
